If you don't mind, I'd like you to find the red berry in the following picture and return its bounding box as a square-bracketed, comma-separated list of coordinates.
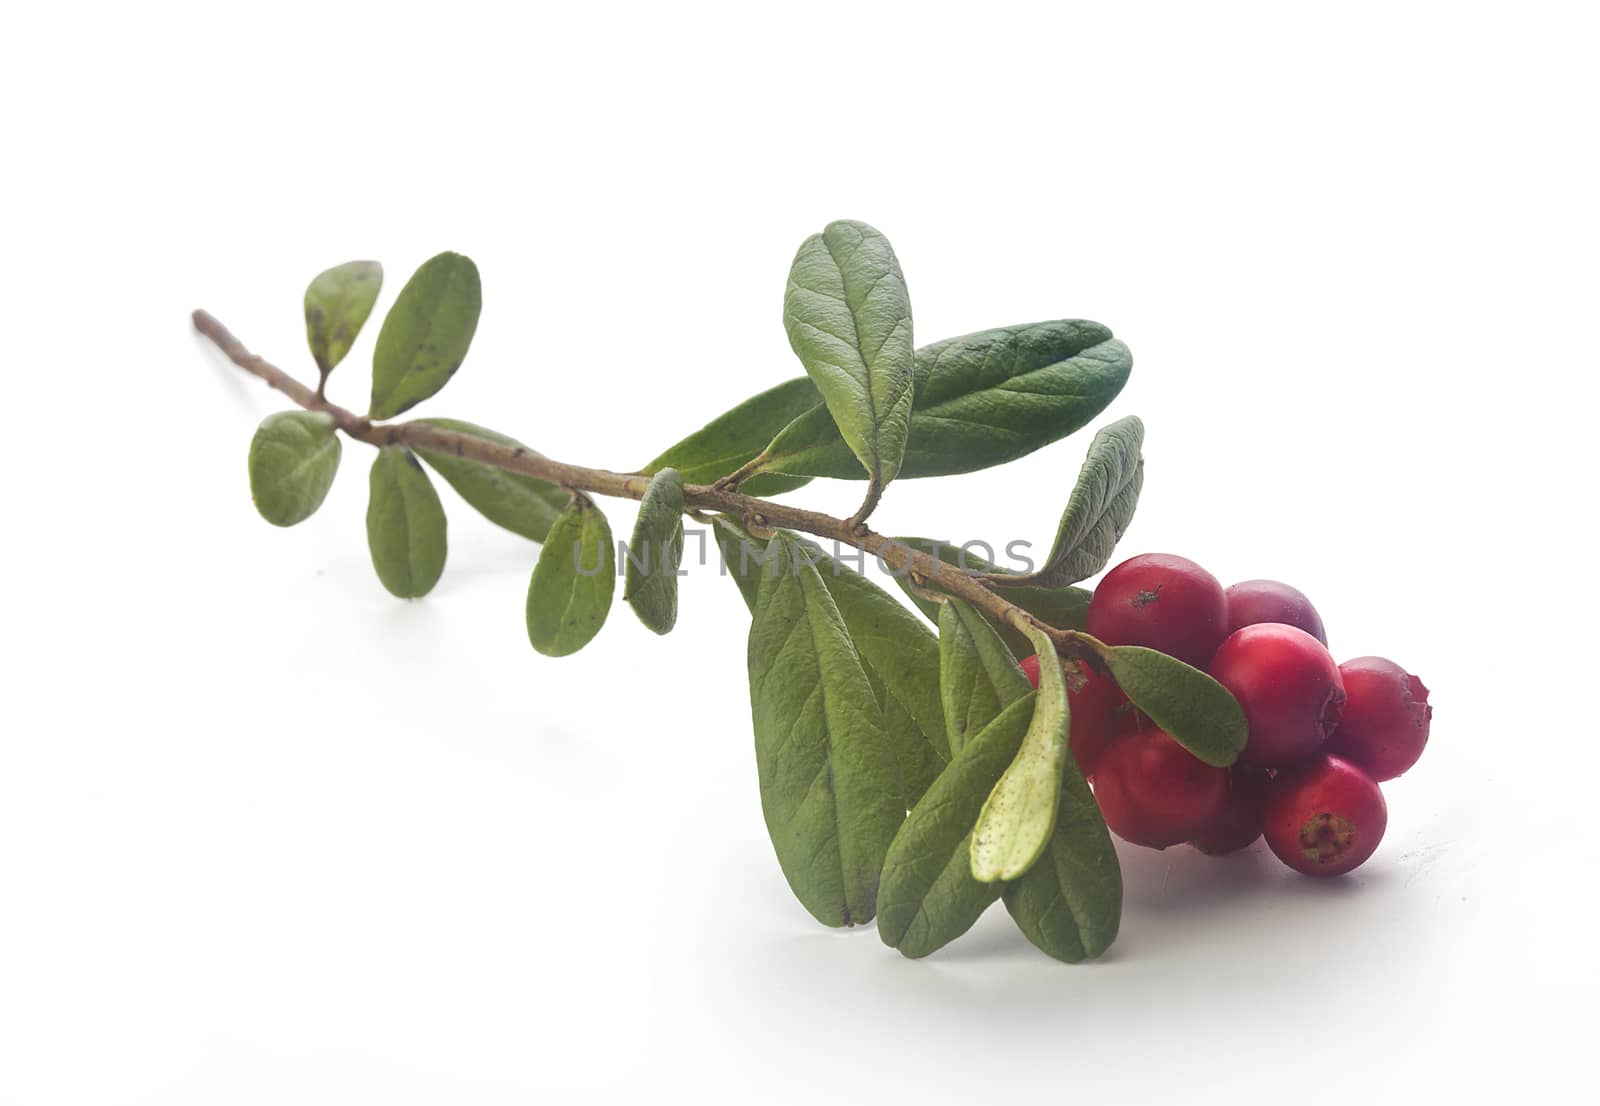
[1019, 655, 1138, 778]
[1262, 754, 1387, 876]
[1210, 623, 1346, 768]
[1190, 764, 1272, 855]
[1087, 553, 1229, 669]
[1067, 662, 1141, 779]
[1325, 657, 1431, 781]
[1019, 654, 1041, 687]
[1093, 728, 1229, 849]
[1224, 579, 1327, 646]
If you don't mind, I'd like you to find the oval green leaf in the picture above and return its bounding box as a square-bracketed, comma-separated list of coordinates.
[747, 533, 906, 926]
[713, 517, 947, 804]
[643, 377, 817, 497]
[304, 260, 383, 375]
[782, 220, 915, 487]
[877, 695, 1035, 958]
[1005, 416, 1144, 588]
[894, 536, 1091, 655]
[370, 251, 481, 419]
[1093, 643, 1248, 767]
[414, 418, 568, 542]
[1002, 762, 1122, 962]
[248, 411, 341, 527]
[970, 623, 1071, 882]
[526, 494, 616, 657]
[366, 447, 447, 598]
[763, 320, 1130, 480]
[939, 598, 1031, 758]
[623, 469, 686, 635]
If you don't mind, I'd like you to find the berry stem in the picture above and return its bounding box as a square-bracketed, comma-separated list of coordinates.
[193, 308, 1055, 639]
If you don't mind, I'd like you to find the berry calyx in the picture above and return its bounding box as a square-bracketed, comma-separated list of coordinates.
[1087, 553, 1230, 669]
[1262, 754, 1387, 876]
[1020, 654, 1139, 778]
[1224, 579, 1327, 646]
[1190, 764, 1272, 855]
[1092, 727, 1229, 849]
[1210, 623, 1346, 768]
[1325, 657, 1431, 781]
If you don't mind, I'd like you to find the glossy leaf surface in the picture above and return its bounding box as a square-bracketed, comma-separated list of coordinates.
[623, 469, 686, 635]
[304, 260, 382, 375]
[782, 220, 915, 486]
[526, 495, 615, 656]
[1008, 416, 1144, 587]
[747, 533, 904, 926]
[970, 623, 1071, 882]
[764, 321, 1130, 480]
[370, 252, 481, 419]
[366, 447, 447, 598]
[248, 410, 341, 527]
[1095, 643, 1248, 767]
[877, 696, 1035, 958]
[414, 418, 567, 542]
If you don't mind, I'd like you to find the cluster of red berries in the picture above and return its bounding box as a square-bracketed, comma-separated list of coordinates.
[1019, 553, 1431, 877]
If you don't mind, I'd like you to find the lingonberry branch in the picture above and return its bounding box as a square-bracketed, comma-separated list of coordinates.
[192, 308, 1079, 649]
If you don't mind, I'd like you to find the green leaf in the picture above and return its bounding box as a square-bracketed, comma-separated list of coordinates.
[939, 599, 1031, 758]
[877, 695, 1036, 958]
[304, 260, 383, 375]
[370, 252, 481, 419]
[782, 220, 915, 487]
[894, 537, 1091, 655]
[1093, 643, 1248, 767]
[1007, 416, 1145, 588]
[1002, 763, 1122, 963]
[247, 411, 341, 527]
[971, 622, 1071, 882]
[643, 377, 817, 497]
[747, 533, 906, 926]
[412, 418, 568, 542]
[365, 447, 448, 598]
[762, 320, 1130, 480]
[713, 517, 947, 803]
[526, 495, 616, 657]
[623, 469, 686, 635]
[809, 549, 947, 803]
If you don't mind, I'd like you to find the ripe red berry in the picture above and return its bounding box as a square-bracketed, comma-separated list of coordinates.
[1190, 764, 1272, 855]
[1262, 754, 1387, 876]
[1210, 623, 1346, 768]
[1092, 728, 1229, 849]
[1019, 653, 1041, 686]
[1019, 654, 1139, 778]
[1224, 579, 1327, 645]
[1087, 553, 1229, 669]
[1325, 657, 1431, 781]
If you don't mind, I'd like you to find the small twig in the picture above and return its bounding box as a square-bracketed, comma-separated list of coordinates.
[193, 308, 1051, 637]
[712, 451, 770, 492]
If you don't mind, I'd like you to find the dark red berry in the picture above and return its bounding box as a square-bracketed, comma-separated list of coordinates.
[1190, 764, 1272, 855]
[1020, 654, 1139, 778]
[1262, 754, 1387, 876]
[1224, 579, 1327, 646]
[1093, 728, 1229, 849]
[1087, 553, 1229, 669]
[1325, 657, 1431, 781]
[1210, 623, 1346, 768]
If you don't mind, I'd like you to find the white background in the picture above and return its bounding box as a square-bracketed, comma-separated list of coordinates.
[3, 2, 1596, 1102]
